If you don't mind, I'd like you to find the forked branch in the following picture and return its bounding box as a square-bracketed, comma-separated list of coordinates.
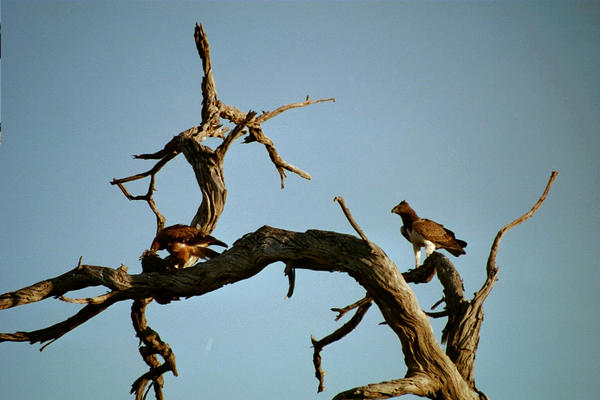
[312, 299, 372, 392]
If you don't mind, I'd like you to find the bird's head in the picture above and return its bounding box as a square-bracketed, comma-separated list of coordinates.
[391, 200, 411, 215]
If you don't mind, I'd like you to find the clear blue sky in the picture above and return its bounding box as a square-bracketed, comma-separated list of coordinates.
[1, 1, 599, 399]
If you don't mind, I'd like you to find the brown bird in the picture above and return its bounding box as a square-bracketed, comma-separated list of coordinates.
[150, 224, 228, 269]
[391, 200, 467, 268]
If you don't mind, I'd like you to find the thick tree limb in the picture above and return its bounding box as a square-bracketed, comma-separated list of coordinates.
[0, 226, 479, 399]
[332, 374, 437, 400]
[0, 261, 130, 310]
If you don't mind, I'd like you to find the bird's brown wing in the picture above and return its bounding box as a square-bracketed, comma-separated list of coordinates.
[150, 224, 197, 250]
[152, 225, 228, 251]
[161, 225, 202, 243]
[413, 219, 466, 255]
[187, 234, 228, 248]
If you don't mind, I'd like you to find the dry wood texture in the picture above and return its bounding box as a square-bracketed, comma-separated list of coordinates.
[0, 22, 558, 400]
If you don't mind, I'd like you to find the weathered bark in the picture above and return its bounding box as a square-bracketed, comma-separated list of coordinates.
[130, 298, 176, 400]
[0, 20, 559, 400]
[106, 23, 333, 397]
[0, 226, 476, 399]
[431, 171, 558, 391]
[0, 168, 557, 399]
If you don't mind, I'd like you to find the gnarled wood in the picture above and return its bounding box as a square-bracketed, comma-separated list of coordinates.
[106, 23, 334, 397]
[1, 166, 557, 399]
[0, 18, 558, 400]
[0, 226, 477, 399]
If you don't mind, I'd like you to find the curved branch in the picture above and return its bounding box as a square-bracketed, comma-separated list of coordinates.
[130, 298, 177, 400]
[0, 226, 478, 399]
[254, 95, 336, 124]
[0, 297, 121, 348]
[312, 299, 372, 392]
[430, 171, 558, 393]
[476, 171, 558, 304]
[332, 374, 438, 400]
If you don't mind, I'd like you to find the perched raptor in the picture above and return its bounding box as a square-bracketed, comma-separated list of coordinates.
[150, 224, 228, 269]
[391, 200, 467, 268]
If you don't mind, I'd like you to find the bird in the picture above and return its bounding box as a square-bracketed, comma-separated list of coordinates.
[391, 200, 467, 268]
[150, 224, 228, 269]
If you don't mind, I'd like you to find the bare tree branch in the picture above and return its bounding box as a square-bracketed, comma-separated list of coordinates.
[1, 19, 558, 400]
[333, 196, 372, 244]
[0, 226, 479, 399]
[312, 299, 372, 393]
[215, 111, 256, 160]
[194, 23, 220, 131]
[0, 297, 121, 347]
[331, 295, 372, 322]
[218, 99, 334, 188]
[331, 374, 437, 400]
[104, 24, 336, 396]
[0, 261, 130, 310]
[283, 262, 296, 298]
[478, 170, 559, 303]
[130, 298, 177, 400]
[432, 171, 558, 392]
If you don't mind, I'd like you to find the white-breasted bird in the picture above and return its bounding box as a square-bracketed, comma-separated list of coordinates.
[391, 200, 467, 268]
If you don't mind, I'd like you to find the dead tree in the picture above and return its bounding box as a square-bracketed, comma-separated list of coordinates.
[0, 24, 558, 400]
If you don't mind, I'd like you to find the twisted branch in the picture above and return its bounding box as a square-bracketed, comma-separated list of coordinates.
[130, 298, 178, 400]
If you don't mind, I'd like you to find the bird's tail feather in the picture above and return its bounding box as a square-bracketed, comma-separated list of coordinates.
[203, 248, 221, 259]
[211, 238, 228, 248]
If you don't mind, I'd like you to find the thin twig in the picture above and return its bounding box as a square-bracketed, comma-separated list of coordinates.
[331, 295, 372, 321]
[284, 262, 296, 299]
[333, 196, 371, 244]
[255, 95, 335, 124]
[111, 152, 177, 186]
[218, 97, 332, 188]
[425, 310, 450, 318]
[216, 110, 257, 160]
[486, 171, 559, 275]
[312, 300, 372, 392]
